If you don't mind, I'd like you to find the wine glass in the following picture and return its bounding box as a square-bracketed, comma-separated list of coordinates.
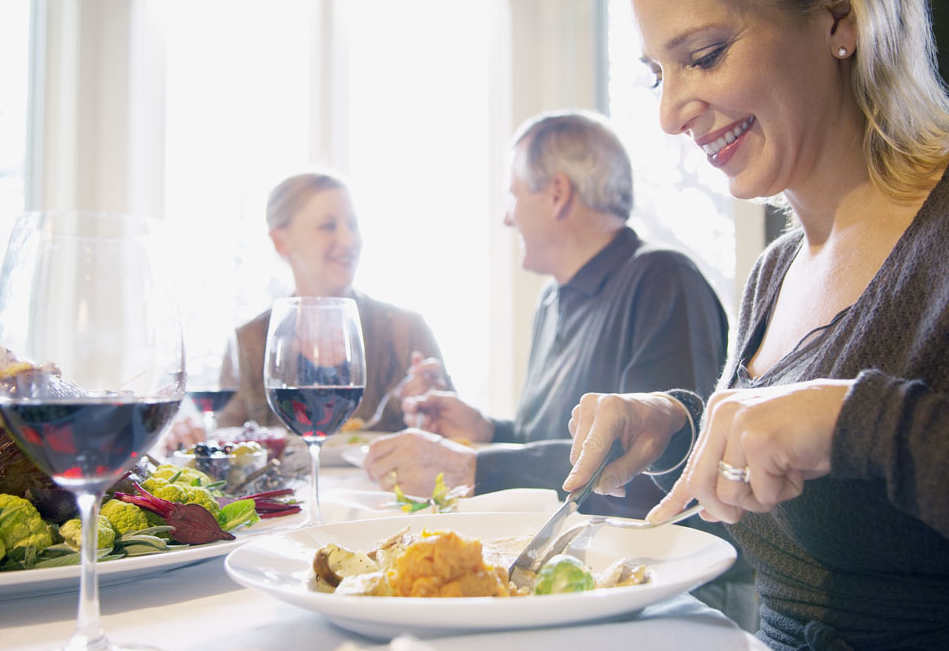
[185, 329, 240, 436]
[0, 212, 184, 651]
[264, 297, 365, 525]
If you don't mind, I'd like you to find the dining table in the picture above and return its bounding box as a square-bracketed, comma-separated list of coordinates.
[0, 461, 769, 651]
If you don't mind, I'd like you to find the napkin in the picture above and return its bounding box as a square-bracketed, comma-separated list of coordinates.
[319, 487, 561, 524]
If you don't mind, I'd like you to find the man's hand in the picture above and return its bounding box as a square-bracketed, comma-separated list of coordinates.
[364, 429, 477, 497]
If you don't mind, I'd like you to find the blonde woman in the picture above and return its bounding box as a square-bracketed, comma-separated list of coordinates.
[564, 1, 949, 649]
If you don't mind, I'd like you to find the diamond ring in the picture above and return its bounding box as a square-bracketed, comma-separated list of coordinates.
[718, 460, 750, 483]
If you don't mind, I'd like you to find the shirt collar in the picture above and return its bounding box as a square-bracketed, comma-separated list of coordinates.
[560, 227, 640, 297]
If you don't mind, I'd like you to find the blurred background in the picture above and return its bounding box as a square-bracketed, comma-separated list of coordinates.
[0, 0, 945, 420]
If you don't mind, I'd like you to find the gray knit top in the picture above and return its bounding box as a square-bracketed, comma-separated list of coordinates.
[716, 168, 949, 650]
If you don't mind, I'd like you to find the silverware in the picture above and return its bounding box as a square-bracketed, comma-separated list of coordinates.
[359, 376, 412, 431]
[508, 442, 622, 589]
[533, 503, 704, 571]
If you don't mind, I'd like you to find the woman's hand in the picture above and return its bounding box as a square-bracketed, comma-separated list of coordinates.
[364, 429, 476, 496]
[647, 379, 854, 525]
[562, 392, 688, 497]
[400, 391, 494, 443]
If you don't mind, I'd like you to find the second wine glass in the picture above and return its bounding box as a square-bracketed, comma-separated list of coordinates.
[264, 297, 365, 525]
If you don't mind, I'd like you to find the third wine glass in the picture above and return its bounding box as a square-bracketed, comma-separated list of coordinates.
[264, 297, 365, 525]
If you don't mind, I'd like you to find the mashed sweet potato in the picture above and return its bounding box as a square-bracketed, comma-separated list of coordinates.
[386, 530, 512, 598]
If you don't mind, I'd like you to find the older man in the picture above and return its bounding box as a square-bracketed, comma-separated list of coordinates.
[367, 110, 727, 509]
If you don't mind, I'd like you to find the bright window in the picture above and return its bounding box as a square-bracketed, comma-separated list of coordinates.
[606, 0, 736, 315]
[0, 0, 31, 259]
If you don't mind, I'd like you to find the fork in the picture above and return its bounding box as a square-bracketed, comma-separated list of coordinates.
[534, 503, 704, 570]
[359, 375, 413, 431]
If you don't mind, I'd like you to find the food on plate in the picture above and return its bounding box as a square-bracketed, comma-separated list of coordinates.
[533, 554, 594, 595]
[309, 526, 649, 597]
[0, 461, 301, 571]
[391, 472, 471, 514]
[0, 494, 53, 561]
[60, 515, 116, 550]
[340, 417, 364, 433]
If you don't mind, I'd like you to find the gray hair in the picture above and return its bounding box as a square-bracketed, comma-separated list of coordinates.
[512, 110, 634, 220]
[266, 172, 348, 230]
[772, 0, 949, 201]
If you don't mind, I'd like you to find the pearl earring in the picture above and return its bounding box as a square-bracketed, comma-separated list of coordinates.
[838, 47, 847, 57]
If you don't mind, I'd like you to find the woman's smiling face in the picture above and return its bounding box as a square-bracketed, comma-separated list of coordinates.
[632, 0, 847, 200]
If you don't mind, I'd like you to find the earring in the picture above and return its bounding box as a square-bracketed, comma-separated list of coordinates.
[838, 47, 848, 57]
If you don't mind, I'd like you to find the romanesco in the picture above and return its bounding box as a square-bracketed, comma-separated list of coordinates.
[0, 493, 53, 556]
[100, 499, 149, 535]
[59, 515, 116, 551]
[150, 464, 215, 487]
[140, 478, 220, 518]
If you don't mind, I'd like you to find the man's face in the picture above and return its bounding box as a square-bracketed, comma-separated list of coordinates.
[504, 145, 557, 275]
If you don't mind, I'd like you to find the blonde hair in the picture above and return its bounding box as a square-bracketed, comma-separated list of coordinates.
[777, 0, 949, 201]
[266, 172, 348, 230]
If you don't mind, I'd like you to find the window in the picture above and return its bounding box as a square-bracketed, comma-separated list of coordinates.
[160, 0, 499, 408]
[0, 1, 31, 260]
[606, 0, 736, 316]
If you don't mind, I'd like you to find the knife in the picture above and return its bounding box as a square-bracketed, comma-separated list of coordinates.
[508, 440, 624, 588]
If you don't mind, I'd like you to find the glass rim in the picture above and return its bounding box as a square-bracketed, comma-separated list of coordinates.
[271, 296, 357, 308]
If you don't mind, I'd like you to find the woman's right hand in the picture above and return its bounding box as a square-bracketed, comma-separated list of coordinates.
[397, 351, 449, 399]
[562, 392, 688, 497]
[400, 391, 494, 443]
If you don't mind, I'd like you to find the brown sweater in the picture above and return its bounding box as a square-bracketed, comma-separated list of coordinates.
[217, 291, 449, 433]
[713, 168, 949, 650]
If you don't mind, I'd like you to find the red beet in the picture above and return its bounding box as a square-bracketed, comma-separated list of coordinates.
[114, 483, 235, 544]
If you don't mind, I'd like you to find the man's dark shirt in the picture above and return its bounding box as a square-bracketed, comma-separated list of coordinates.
[476, 227, 729, 515]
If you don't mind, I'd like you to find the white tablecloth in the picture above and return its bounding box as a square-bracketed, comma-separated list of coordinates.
[0, 467, 769, 651]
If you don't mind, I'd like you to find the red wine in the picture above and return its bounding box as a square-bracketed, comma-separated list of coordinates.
[187, 390, 236, 413]
[0, 399, 181, 487]
[267, 386, 363, 442]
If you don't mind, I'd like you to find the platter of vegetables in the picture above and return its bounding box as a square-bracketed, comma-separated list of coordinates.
[0, 461, 304, 600]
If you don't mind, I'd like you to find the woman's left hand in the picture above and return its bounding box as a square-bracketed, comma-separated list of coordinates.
[648, 379, 854, 525]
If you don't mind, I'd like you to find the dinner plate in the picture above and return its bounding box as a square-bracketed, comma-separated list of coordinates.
[0, 507, 307, 601]
[340, 440, 524, 469]
[224, 511, 736, 640]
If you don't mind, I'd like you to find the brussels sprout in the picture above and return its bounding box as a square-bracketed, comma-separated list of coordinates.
[533, 554, 595, 595]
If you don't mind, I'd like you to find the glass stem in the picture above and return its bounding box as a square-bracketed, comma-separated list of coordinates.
[72, 491, 107, 650]
[305, 440, 324, 526]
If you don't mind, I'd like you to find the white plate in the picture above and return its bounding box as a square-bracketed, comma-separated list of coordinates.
[321, 432, 386, 466]
[224, 511, 736, 640]
[0, 508, 307, 601]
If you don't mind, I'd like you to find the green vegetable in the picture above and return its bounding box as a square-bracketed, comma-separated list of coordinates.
[59, 515, 116, 551]
[140, 478, 221, 518]
[0, 494, 53, 560]
[100, 499, 150, 535]
[533, 554, 595, 595]
[217, 499, 260, 531]
[392, 473, 469, 514]
[150, 464, 215, 488]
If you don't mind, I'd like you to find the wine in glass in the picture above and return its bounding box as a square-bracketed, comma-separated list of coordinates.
[264, 297, 365, 525]
[185, 330, 240, 435]
[0, 212, 184, 651]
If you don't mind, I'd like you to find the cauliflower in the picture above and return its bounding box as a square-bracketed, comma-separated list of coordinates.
[0, 535, 5, 562]
[0, 493, 53, 557]
[100, 499, 150, 535]
[59, 515, 116, 551]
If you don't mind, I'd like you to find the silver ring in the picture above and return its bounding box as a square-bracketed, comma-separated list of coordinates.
[718, 460, 750, 483]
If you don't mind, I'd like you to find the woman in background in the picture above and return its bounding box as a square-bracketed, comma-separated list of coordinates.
[167, 172, 449, 450]
[564, 1, 949, 649]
